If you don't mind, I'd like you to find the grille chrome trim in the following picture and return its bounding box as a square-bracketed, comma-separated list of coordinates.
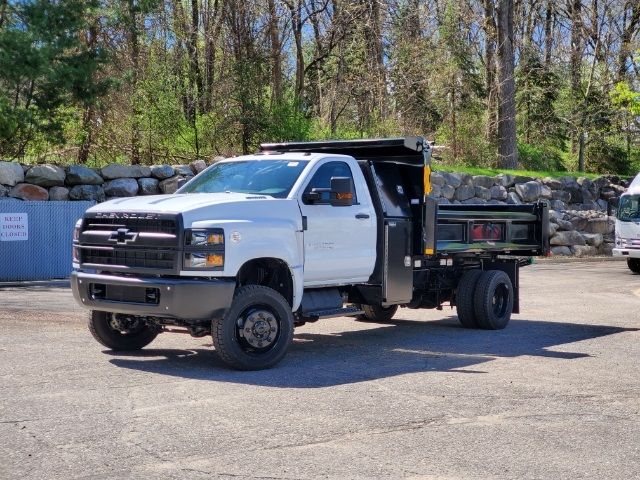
[79, 213, 182, 273]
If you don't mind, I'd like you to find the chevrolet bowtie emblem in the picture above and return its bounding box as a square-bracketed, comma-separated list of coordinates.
[109, 228, 137, 244]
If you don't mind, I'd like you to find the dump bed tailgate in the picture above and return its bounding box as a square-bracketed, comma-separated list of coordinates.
[427, 202, 549, 257]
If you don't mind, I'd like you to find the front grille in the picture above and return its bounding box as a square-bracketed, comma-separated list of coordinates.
[79, 213, 181, 272]
[81, 248, 176, 270]
[83, 217, 177, 235]
[623, 239, 640, 249]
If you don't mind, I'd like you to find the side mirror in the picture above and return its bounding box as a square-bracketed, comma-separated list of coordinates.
[330, 177, 354, 207]
[177, 177, 188, 189]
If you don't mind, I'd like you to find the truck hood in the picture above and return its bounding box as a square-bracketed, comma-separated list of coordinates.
[85, 192, 303, 229]
[87, 192, 279, 214]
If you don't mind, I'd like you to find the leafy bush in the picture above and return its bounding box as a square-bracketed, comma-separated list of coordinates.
[586, 138, 633, 175]
[517, 142, 565, 171]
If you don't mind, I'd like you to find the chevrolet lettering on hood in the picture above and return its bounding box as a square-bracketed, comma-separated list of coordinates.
[94, 212, 159, 220]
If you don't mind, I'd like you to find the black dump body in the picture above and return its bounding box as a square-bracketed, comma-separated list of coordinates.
[261, 137, 549, 308]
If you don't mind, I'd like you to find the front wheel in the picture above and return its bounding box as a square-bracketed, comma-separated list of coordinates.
[88, 310, 159, 350]
[627, 258, 640, 274]
[212, 285, 294, 370]
[356, 304, 398, 323]
[473, 270, 514, 330]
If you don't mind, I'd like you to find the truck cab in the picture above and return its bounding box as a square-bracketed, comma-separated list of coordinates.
[71, 138, 549, 370]
[613, 173, 640, 273]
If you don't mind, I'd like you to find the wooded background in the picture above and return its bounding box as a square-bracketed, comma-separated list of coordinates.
[0, 0, 638, 173]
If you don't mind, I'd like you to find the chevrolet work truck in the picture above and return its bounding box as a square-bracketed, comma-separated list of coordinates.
[71, 138, 549, 370]
[614, 173, 640, 273]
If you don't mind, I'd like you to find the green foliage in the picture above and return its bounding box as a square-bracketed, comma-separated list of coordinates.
[0, 0, 636, 176]
[610, 82, 640, 116]
[586, 138, 633, 175]
[0, 0, 110, 157]
[516, 49, 566, 148]
[264, 98, 312, 143]
[517, 143, 565, 172]
[435, 116, 495, 167]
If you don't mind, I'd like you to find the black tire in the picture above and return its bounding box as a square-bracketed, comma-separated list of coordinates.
[356, 304, 398, 323]
[455, 270, 483, 328]
[473, 270, 514, 330]
[88, 310, 158, 351]
[627, 258, 640, 274]
[212, 285, 294, 370]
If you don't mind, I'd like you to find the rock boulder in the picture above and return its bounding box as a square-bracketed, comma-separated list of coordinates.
[550, 230, 586, 246]
[9, 183, 49, 201]
[66, 165, 103, 185]
[101, 164, 151, 180]
[472, 175, 495, 188]
[150, 165, 175, 180]
[25, 165, 66, 187]
[515, 181, 541, 202]
[49, 186, 70, 201]
[138, 177, 160, 195]
[69, 185, 105, 202]
[454, 184, 475, 201]
[104, 178, 139, 197]
[0, 161, 25, 186]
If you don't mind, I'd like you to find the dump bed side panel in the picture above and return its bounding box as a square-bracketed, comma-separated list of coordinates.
[431, 203, 549, 257]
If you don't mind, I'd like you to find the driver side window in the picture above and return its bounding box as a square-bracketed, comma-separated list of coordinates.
[303, 161, 357, 205]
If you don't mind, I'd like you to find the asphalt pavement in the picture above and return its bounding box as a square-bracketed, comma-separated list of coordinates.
[0, 261, 639, 479]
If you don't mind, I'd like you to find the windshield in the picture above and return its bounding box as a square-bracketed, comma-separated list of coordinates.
[617, 194, 640, 222]
[178, 159, 309, 198]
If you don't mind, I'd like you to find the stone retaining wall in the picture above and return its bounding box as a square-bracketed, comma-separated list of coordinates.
[0, 161, 631, 257]
[0, 160, 211, 202]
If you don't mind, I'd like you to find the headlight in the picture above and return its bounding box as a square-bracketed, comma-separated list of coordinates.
[72, 220, 82, 264]
[184, 252, 224, 269]
[184, 228, 225, 270]
[73, 219, 82, 242]
[185, 228, 224, 246]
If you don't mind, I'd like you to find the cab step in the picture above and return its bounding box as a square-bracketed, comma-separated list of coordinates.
[302, 306, 363, 320]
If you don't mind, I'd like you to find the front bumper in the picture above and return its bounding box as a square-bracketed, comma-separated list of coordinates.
[612, 248, 640, 259]
[71, 271, 235, 321]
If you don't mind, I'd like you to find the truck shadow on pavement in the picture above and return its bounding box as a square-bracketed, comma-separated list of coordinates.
[107, 317, 637, 388]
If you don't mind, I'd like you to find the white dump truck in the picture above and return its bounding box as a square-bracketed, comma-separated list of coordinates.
[71, 138, 549, 369]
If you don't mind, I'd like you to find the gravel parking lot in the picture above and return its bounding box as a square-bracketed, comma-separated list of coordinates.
[1, 260, 639, 479]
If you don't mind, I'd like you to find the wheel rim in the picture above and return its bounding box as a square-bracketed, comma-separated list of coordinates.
[492, 283, 510, 318]
[236, 306, 280, 353]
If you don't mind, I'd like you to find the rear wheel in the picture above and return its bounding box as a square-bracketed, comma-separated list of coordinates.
[627, 258, 640, 274]
[455, 270, 483, 328]
[212, 285, 294, 370]
[356, 304, 398, 323]
[88, 310, 158, 351]
[473, 270, 514, 330]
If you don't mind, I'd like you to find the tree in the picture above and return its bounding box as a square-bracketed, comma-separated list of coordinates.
[496, 0, 518, 168]
[0, 0, 110, 158]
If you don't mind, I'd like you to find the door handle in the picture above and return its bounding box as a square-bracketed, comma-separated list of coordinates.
[355, 213, 370, 219]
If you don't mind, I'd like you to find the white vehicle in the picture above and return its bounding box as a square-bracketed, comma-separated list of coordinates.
[71, 138, 549, 370]
[613, 173, 640, 273]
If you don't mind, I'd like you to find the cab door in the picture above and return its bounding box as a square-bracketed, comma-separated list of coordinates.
[297, 160, 376, 286]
